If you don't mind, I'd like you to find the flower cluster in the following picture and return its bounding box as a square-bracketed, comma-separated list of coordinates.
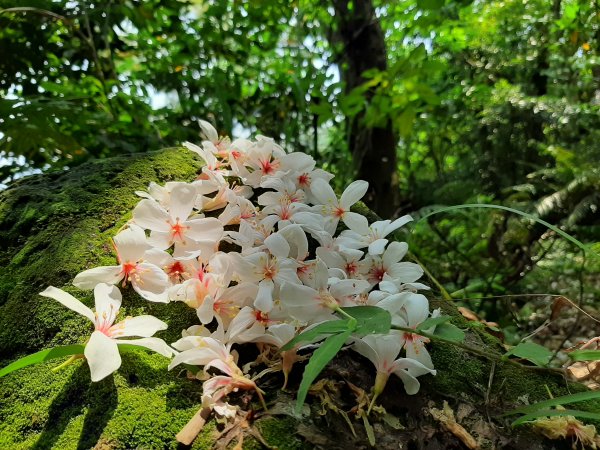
[41, 120, 437, 415]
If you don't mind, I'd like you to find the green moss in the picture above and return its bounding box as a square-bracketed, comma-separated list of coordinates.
[253, 416, 309, 450]
[0, 148, 207, 449]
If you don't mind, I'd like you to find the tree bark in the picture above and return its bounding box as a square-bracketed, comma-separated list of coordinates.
[332, 0, 400, 218]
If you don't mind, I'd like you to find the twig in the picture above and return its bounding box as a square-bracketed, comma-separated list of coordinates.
[176, 407, 212, 446]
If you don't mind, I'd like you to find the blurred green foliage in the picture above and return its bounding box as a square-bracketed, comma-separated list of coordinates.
[1, 0, 600, 333]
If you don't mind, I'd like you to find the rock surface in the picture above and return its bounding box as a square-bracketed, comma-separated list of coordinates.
[0, 148, 598, 449]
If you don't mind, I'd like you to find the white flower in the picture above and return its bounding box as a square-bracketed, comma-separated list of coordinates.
[73, 225, 170, 302]
[395, 293, 436, 370]
[230, 249, 300, 312]
[311, 178, 370, 235]
[40, 284, 174, 382]
[360, 241, 423, 286]
[337, 215, 413, 255]
[352, 332, 435, 409]
[132, 182, 224, 257]
[279, 259, 369, 323]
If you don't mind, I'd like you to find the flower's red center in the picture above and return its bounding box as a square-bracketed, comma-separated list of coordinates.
[260, 158, 277, 175]
[167, 261, 186, 281]
[373, 267, 385, 282]
[334, 206, 345, 218]
[170, 219, 189, 241]
[279, 205, 291, 220]
[298, 173, 310, 186]
[254, 310, 270, 325]
[122, 262, 137, 281]
[345, 262, 358, 276]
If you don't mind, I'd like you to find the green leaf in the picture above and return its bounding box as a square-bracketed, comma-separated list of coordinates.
[511, 409, 600, 426]
[569, 350, 600, 362]
[295, 329, 353, 413]
[397, 108, 416, 138]
[505, 391, 600, 416]
[503, 342, 552, 367]
[341, 306, 392, 335]
[0, 344, 85, 378]
[416, 315, 452, 332]
[281, 319, 353, 351]
[434, 323, 465, 342]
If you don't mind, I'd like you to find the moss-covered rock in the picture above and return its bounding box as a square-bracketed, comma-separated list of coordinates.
[0, 149, 599, 449]
[0, 149, 205, 449]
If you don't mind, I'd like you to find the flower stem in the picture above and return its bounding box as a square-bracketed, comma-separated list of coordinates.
[334, 307, 358, 330]
[51, 354, 84, 373]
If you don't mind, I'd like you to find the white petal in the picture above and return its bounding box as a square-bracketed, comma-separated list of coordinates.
[199, 119, 219, 142]
[73, 266, 124, 290]
[383, 241, 409, 267]
[368, 239, 388, 255]
[113, 225, 151, 263]
[131, 263, 170, 303]
[405, 341, 434, 370]
[185, 217, 224, 242]
[386, 262, 423, 283]
[310, 178, 337, 205]
[330, 279, 370, 298]
[132, 199, 171, 232]
[316, 247, 345, 270]
[279, 225, 309, 260]
[384, 215, 413, 236]
[197, 295, 215, 324]
[343, 211, 369, 235]
[39, 286, 94, 322]
[313, 258, 329, 290]
[147, 231, 173, 251]
[117, 337, 175, 357]
[254, 279, 275, 312]
[143, 248, 173, 268]
[351, 337, 379, 368]
[292, 211, 325, 231]
[168, 183, 197, 223]
[404, 293, 430, 327]
[264, 232, 290, 259]
[390, 364, 421, 395]
[279, 282, 317, 308]
[113, 315, 167, 338]
[85, 330, 121, 382]
[280, 152, 315, 172]
[340, 180, 368, 208]
[93, 283, 122, 325]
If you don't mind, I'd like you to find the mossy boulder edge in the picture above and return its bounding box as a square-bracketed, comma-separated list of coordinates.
[0, 148, 598, 449]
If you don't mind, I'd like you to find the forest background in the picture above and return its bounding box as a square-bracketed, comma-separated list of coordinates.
[1, 0, 600, 357]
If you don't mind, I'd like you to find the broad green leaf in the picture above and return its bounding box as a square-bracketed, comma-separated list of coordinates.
[511, 409, 600, 426]
[281, 319, 353, 352]
[503, 342, 552, 367]
[0, 344, 85, 378]
[295, 329, 353, 413]
[505, 391, 600, 416]
[341, 306, 392, 335]
[569, 350, 600, 362]
[416, 315, 452, 331]
[434, 323, 465, 342]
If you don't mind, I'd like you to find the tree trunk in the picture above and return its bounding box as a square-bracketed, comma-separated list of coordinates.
[332, 0, 400, 218]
